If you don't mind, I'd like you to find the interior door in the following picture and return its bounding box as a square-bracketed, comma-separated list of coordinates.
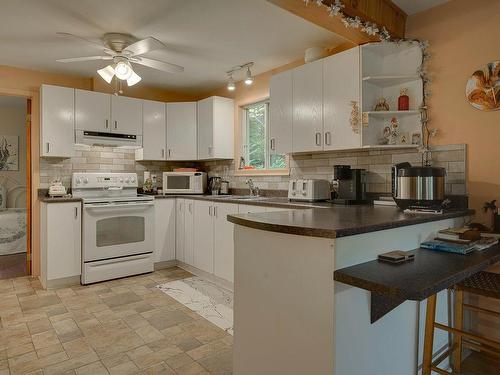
[166, 102, 197, 160]
[269, 70, 293, 155]
[214, 202, 239, 282]
[142, 100, 166, 160]
[111, 95, 143, 135]
[323, 47, 361, 150]
[75, 89, 110, 132]
[193, 200, 214, 273]
[292, 59, 324, 153]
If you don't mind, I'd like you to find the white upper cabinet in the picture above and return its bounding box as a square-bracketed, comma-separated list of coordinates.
[75, 89, 142, 135]
[197, 96, 234, 160]
[166, 102, 197, 160]
[269, 70, 293, 155]
[137, 100, 166, 161]
[40, 84, 75, 157]
[292, 59, 324, 153]
[111, 95, 143, 135]
[75, 89, 111, 132]
[323, 47, 361, 150]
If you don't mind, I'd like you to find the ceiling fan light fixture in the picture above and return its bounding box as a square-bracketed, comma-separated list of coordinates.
[114, 59, 133, 80]
[127, 71, 142, 86]
[244, 67, 253, 85]
[97, 65, 115, 84]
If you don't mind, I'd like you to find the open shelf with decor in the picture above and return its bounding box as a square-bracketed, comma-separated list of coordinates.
[360, 41, 424, 149]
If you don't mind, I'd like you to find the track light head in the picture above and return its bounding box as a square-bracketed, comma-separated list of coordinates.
[244, 67, 253, 85]
[227, 74, 235, 91]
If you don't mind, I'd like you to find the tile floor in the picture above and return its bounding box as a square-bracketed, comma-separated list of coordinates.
[0, 267, 232, 375]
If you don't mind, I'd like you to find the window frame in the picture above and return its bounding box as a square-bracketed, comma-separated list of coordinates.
[236, 100, 289, 176]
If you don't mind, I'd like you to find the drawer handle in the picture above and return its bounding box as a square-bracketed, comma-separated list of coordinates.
[270, 138, 276, 151]
[105, 119, 109, 129]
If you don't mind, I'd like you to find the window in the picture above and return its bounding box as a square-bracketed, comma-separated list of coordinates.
[241, 101, 286, 171]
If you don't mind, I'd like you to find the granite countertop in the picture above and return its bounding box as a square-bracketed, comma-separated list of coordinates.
[39, 196, 82, 203]
[333, 245, 500, 322]
[226, 206, 474, 239]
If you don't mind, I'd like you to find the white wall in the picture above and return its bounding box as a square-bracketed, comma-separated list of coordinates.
[0, 96, 27, 208]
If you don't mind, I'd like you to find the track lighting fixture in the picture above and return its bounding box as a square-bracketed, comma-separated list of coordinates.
[226, 62, 254, 91]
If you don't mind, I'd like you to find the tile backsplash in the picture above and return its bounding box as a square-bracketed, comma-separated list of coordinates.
[40, 144, 467, 196]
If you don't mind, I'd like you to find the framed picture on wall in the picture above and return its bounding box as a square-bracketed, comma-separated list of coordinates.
[0, 135, 19, 171]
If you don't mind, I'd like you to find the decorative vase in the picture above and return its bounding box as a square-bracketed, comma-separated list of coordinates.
[398, 88, 409, 111]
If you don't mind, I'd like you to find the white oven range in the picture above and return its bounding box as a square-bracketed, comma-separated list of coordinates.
[72, 172, 155, 284]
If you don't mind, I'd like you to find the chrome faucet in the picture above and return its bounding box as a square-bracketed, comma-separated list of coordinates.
[245, 179, 260, 197]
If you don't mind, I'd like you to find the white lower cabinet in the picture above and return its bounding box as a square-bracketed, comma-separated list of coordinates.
[40, 202, 81, 288]
[193, 200, 215, 273]
[214, 203, 239, 283]
[175, 198, 195, 265]
[175, 199, 185, 262]
[154, 199, 176, 263]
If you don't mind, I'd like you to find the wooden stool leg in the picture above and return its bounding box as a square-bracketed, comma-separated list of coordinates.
[423, 294, 437, 375]
[452, 289, 464, 373]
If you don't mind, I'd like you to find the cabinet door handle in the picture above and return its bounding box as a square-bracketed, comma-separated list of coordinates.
[74, 207, 78, 218]
[208, 146, 212, 157]
[325, 132, 331, 146]
[213, 206, 217, 218]
[270, 138, 276, 151]
[209, 206, 212, 216]
[168, 149, 171, 158]
[161, 149, 165, 158]
[114, 120, 117, 129]
[315, 132, 322, 146]
[105, 119, 109, 129]
[46, 142, 50, 154]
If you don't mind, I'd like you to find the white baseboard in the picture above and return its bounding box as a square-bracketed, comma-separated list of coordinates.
[176, 261, 234, 292]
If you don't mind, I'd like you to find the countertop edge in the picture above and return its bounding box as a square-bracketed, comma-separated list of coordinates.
[227, 209, 474, 239]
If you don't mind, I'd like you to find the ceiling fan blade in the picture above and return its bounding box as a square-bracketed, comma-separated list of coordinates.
[57, 32, 114, 54]
[133, 57, 184, 74]
[123, 37, 165, 56]
[56, 56, 113, 63]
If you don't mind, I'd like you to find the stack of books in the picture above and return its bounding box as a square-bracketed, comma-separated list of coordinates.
[420, 227, 499, 254]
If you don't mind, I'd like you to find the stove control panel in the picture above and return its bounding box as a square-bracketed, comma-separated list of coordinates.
[72, 173, 138, 188]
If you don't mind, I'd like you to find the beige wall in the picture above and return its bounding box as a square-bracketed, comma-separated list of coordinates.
[0, 103, 28, 205]
[406, 0, 500, 225]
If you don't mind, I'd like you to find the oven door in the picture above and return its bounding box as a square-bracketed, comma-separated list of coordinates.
[83, 201, 155, 262]
[163, 173, 195, 194]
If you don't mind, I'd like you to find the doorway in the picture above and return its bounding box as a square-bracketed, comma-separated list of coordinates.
[0, 95, 31, 279]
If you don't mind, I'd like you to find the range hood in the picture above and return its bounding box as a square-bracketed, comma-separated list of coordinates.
[75, 130, 143, 148]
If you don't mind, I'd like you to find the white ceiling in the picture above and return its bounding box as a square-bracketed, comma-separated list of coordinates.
[392, 0, 450, 15]
[0, 0, 346, 93]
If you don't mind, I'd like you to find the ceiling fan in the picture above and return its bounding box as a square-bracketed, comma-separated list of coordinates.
[56, 32, 184, 87]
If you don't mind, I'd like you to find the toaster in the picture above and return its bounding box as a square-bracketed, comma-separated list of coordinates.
[288, 179, 331, 202]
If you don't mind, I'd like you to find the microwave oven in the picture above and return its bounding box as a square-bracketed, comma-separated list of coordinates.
[162, 172, 207, 194]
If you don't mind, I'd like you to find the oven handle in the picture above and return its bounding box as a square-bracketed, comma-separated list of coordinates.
[84, 202, 154, 209]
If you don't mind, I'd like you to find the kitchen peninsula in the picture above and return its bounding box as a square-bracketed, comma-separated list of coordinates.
[228, 206, 476, 375]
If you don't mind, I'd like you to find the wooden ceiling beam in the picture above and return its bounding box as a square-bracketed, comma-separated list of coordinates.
[267, 0, 406, 45]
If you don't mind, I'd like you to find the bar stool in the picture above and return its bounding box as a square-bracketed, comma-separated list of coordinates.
[422, 271, 500, 375]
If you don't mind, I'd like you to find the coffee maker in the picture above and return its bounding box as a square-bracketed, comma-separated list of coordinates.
[332, 165, 367, 205]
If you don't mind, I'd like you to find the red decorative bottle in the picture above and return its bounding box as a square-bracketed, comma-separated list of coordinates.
[398, 88, 409, 111]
